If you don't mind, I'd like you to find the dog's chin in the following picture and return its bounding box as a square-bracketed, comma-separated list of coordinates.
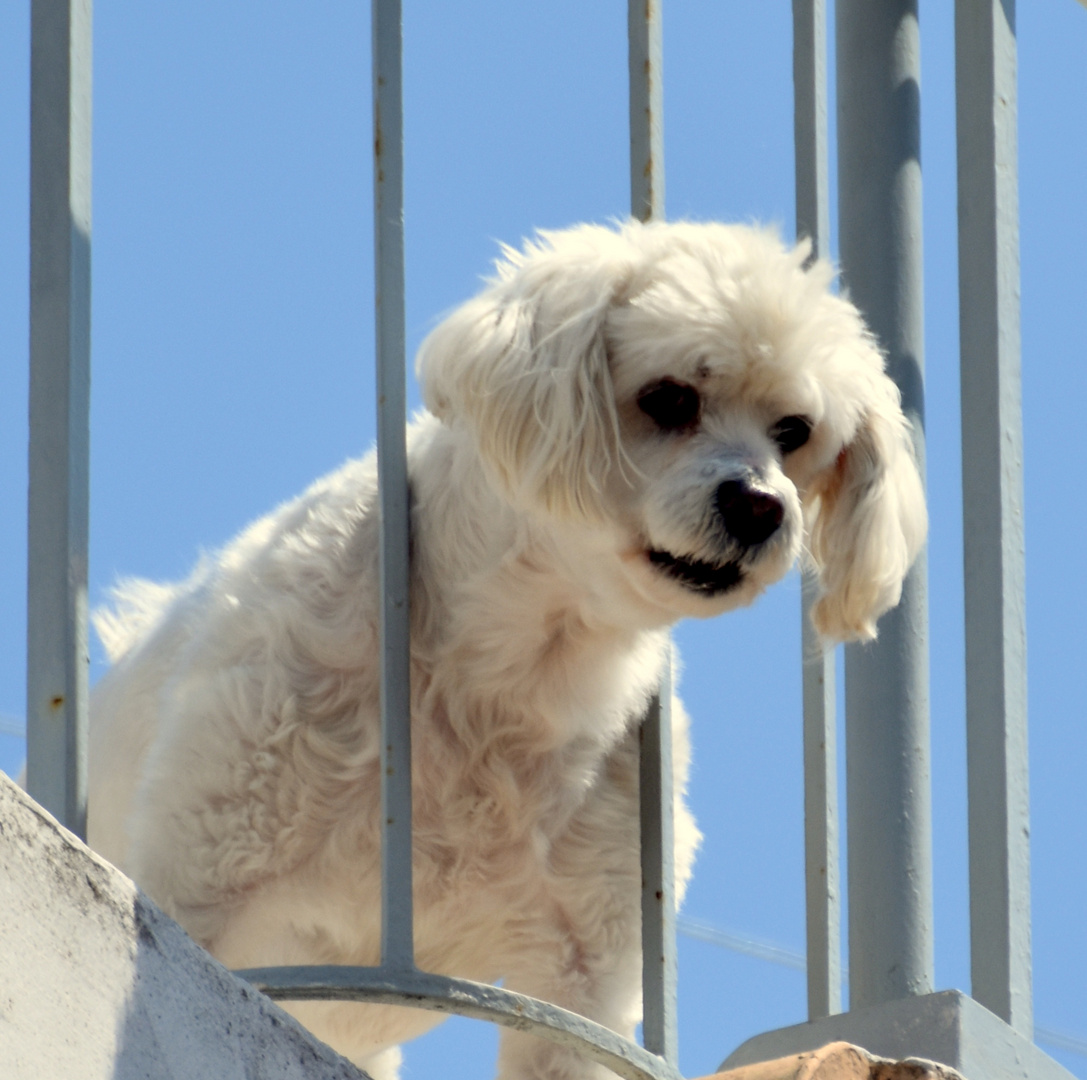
[646, 549, 744, 596]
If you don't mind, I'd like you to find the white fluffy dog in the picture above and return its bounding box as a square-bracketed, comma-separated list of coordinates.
[88, 221, 925, 1080]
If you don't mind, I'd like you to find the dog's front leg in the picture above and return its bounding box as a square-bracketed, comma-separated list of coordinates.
[495, 920, 643, 1080]
[494, 758, 645, 1080]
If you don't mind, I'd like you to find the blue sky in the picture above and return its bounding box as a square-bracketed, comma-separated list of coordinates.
[1, 3, 1085, 1078]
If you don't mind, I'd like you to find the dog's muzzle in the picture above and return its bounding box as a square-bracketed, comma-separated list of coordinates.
[647, 474, 786, 597]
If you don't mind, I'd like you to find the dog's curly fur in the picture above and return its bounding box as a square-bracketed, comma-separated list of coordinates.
[88, 221, 926, 1080]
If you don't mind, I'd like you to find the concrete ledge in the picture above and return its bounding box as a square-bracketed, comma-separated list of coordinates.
[0, 772, 368, 1080]
[719, 991, 1075, 1080]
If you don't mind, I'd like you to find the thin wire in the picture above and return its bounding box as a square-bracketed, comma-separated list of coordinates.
[0, 714, 26, 739]
[677, 917, 806, 972]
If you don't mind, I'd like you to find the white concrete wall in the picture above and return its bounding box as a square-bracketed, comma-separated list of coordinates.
[0, 772, 368, 1080]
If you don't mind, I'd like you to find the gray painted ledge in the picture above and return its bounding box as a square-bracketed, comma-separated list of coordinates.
[719, 990, 1075, 1080]
[0, 771, 368, 1080]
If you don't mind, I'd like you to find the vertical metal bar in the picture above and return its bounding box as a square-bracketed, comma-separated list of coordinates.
[801, 600, 840, 1020]
[792, 0, 841, 1022]
[630, 1, 675, 1065]
[639, 664, 677, 1066]
[837, 0, 935, 1008]
[628, 0, 664, 224]
[372, 0, 413, 972]
[792, 0, 830, 265]
[27, 0, 92, 840]
[955, 0, 1032, 1038]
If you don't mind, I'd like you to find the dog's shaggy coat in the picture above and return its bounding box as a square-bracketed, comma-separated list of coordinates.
[88, 221, 926, 1080]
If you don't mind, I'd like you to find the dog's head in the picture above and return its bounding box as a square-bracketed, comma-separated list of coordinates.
[418, 221, 926, 642]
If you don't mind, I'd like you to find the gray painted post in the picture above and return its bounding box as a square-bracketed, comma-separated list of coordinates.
[27, 0, 93, 840]
[628, 0, 664, 225]
[955, 0, 1032, 1038]
[792, 0, 842, 1022]
[372, 0, 414, 973]
[837, 0, 935, 1007]
[638, 664, 677, 1067]
[629, 0, 676, 1066]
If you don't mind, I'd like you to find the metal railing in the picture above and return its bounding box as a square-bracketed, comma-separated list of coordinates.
[237, 4, 680, 1079]
[795, 0, 1029, 1029]
[21, 1, 1075, 1079]
[725, 2, 1061, 1077]
[24, 2, 683, 1078]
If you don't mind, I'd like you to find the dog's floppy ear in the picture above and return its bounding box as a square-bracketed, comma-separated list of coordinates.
[417, 227, 635, 521]
[806, 379, 927, 642]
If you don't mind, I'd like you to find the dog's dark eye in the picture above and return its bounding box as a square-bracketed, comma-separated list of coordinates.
[637, 379, 701, 432]
[770, 415, 813, 455]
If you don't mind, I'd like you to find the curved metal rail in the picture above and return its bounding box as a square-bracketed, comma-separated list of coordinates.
[236, 966, 683, 1080]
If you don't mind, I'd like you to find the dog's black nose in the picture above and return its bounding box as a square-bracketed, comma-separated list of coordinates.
[716, 478, 784, 548]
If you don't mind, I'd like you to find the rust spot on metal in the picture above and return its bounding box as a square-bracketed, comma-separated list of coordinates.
[50, 695, 64, 710]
